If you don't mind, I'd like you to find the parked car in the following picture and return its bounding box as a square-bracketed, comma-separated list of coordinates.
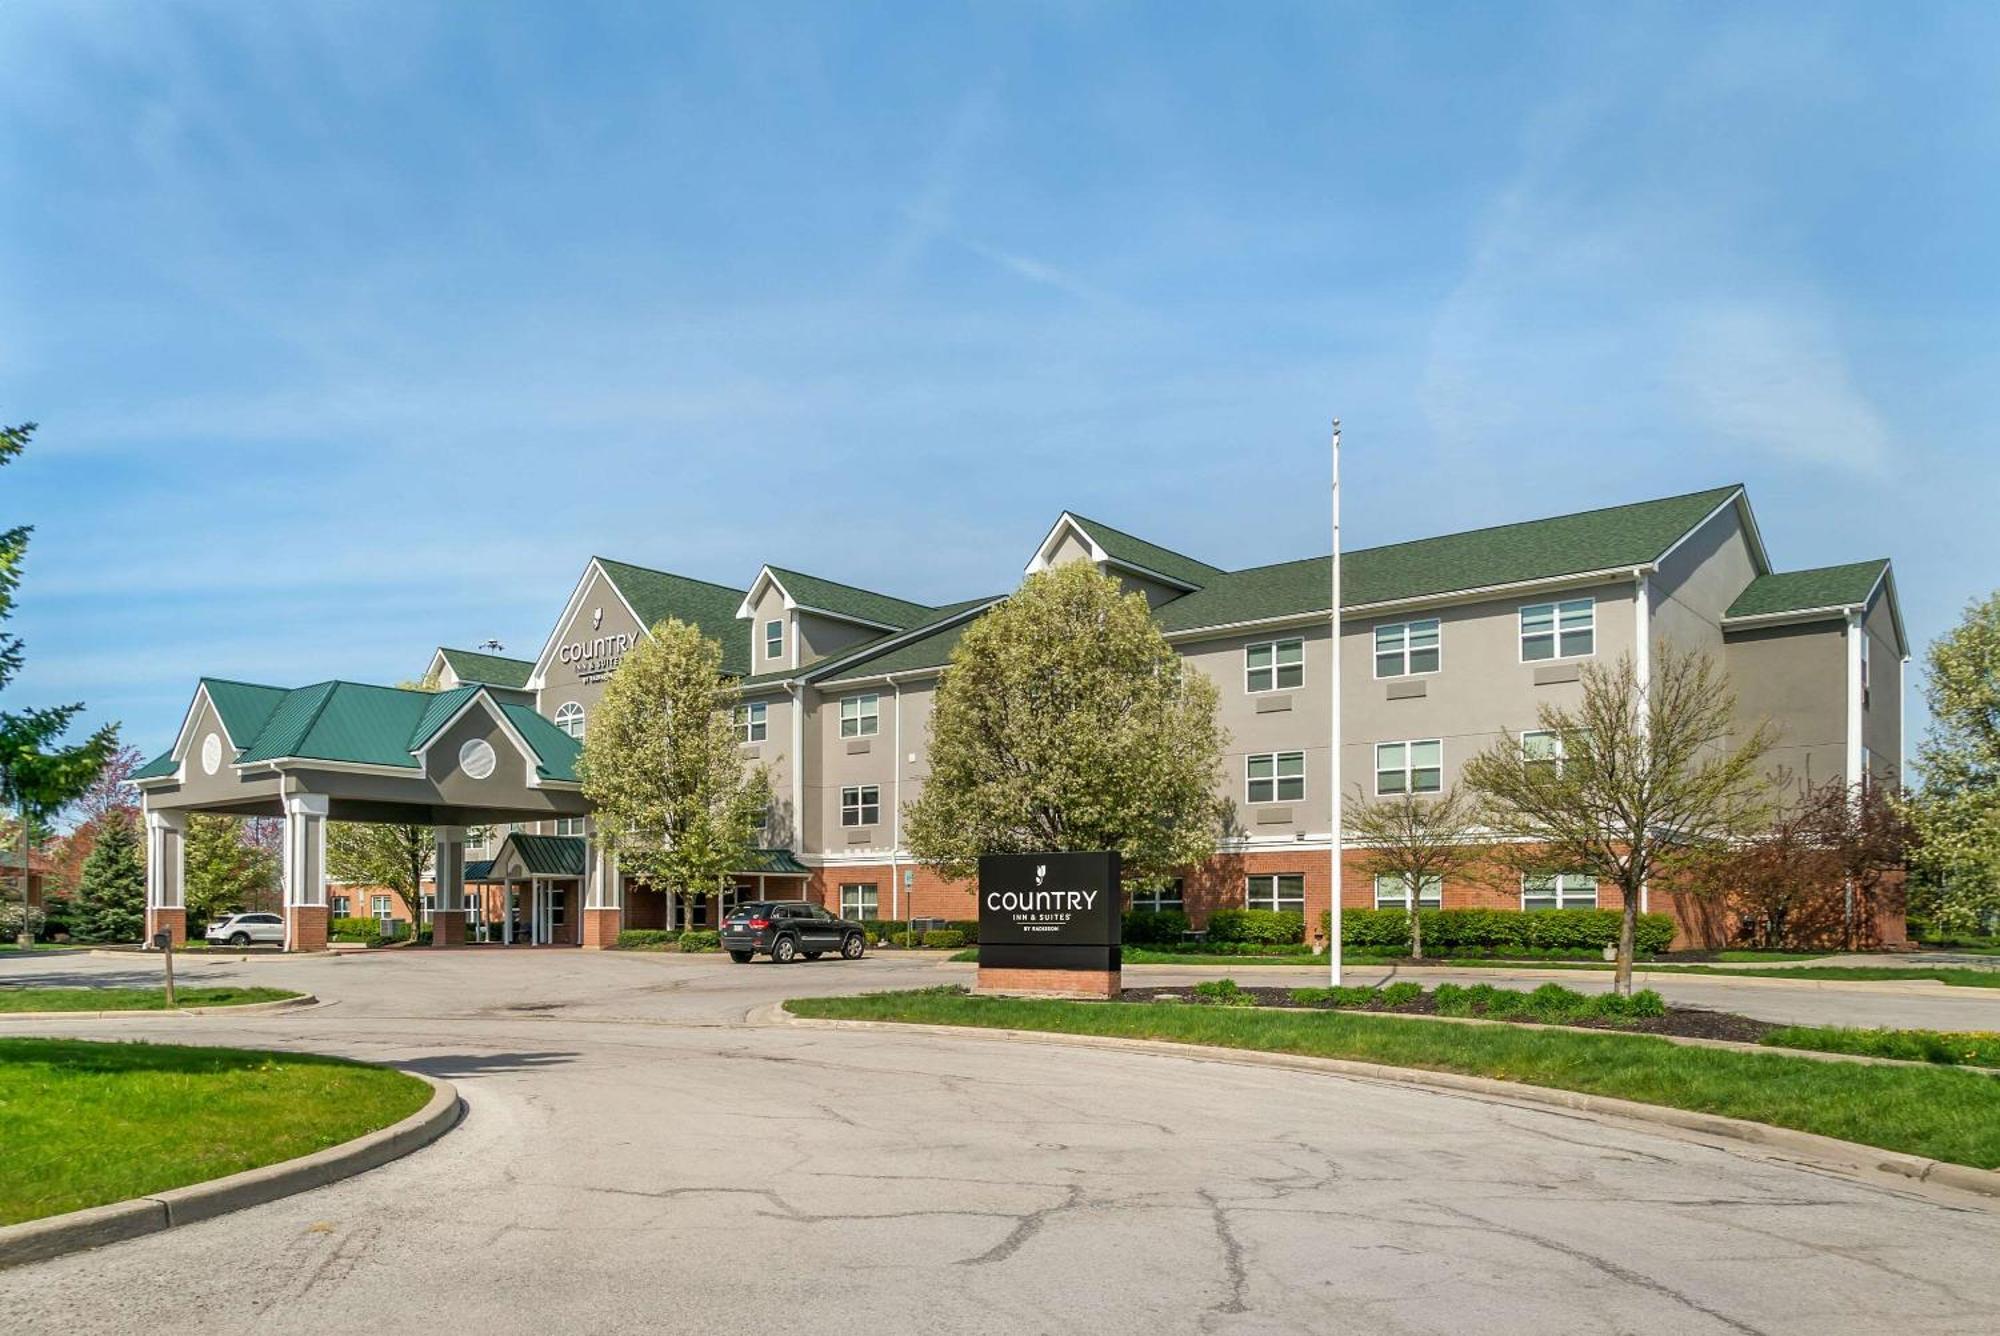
[720, 901, 867, 964]
[204, 912, 286, 947]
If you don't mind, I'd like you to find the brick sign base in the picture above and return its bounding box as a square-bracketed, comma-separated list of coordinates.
[976, 966, 1121, 999]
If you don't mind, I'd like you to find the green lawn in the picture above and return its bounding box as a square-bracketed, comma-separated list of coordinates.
[1763, 1026, 2000, 1070]
[0, 986, 301, 1013]
[786, 989, 2000, 1169]
[1360, 959, 2000, 988]
[0, 1038, 431, 1225]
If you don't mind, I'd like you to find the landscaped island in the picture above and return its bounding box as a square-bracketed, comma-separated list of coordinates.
[0, 1038, 431, 1225]
[0, 986, 301, 1013]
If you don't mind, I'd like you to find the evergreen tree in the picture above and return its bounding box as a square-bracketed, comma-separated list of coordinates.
[74, 812, 145, 943]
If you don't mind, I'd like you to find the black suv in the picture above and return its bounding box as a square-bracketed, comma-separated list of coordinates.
[720, 901, 868, 964]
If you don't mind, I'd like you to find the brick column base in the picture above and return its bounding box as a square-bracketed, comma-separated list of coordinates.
[580, 907, 622, 950]
[432, 914, 465, 947]
[976, 967, 1121, 999]
[286, 905, 329, 953]
[144, 907, 187, 949]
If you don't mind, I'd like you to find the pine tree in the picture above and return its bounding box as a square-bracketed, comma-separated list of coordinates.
[75, 812, 145, 943]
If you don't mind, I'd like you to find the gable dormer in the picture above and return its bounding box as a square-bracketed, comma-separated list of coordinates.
[1025, 512, 1222, 609]
[736, 565, 930, 673]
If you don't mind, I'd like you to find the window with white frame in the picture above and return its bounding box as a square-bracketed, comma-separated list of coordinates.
[1520, 598, 1594, 661]
[1246, 874, 1305, 913]
[839, 883, 879, 920]
[1130, 879, 1185, 912]
[421, 892, 435, 914]
[1860, 631, 1871, 708]
[1244, 638, 1304, 693]
[840, 785, 880, 827]
[1375, 739, 1442, 794]
[1522, 872, 1597, 910]
[1246, 751, 1306, 803]
[1373, 873, 1442, 909]
[1374, 619, 1440, 678]
[765, 619, 784, 660]
[330, 895, 351, 918]
[371, 895, 393, 919]
[735, 701, 767, 742]
[555, 817, 585, 837]
[1522, 729, 1565, 775]
[554, 701, 585, 739]
[839, 693, 879, 738]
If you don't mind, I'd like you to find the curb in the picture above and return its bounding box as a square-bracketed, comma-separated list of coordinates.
[1117, 961, 1980, 996]
[0, 994, 321, 1022]
[0, 1071, 460, 1269]
[767, 1006, 2000, 1205]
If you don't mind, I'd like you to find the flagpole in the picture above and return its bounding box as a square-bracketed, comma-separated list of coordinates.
[1329, 419, 1343, 987]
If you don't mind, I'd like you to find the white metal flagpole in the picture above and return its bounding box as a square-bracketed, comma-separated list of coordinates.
[1329, 419, 1343, 987]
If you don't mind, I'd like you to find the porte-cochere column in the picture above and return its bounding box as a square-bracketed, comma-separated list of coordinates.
[281, 793, 330, 952]
[433, 826, 467, 946]
[142, 806, 187, 948]
[581, 839, 622, 949]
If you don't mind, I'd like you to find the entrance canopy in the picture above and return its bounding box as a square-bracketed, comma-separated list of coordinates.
[130, 677, 597, 950]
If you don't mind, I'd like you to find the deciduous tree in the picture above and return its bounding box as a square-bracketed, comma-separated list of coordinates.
[1462, 645, 1775, 993]
[327, 822, 434, 934]
[1908, 590, 2000, 937]
[1343, 786, 1489, 960]
[905, 562, 1229, 883]
[184, 814, 280, 930]
[580, 618, 769, 912]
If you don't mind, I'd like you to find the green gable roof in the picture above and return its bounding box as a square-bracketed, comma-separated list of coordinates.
[766, 566, 934, 629]
[1154, 485, 1744, 633]
[1726, 560, 1889, 620]
[594, 557, 752, 675]
[499, 702, 581, 782]
[1067, 514, 1225, 589]
[437, 647, 533, 689]
[132, 750, 178, 780]
[818, 617, 977, 683]
[794, 597, 999, 685]
[202, 678, 292, 748]
[742, 847, 811, 875]
[501, 832, 587, 877]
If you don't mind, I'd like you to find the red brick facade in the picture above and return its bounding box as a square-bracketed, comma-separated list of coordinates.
[286, 904, 329, 952]
[580, 907, 621, 949]
[977, 967, 1121, 998]
[144, 906, 187, 948]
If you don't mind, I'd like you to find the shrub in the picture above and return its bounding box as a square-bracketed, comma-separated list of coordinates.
[616, 929, 681, 950]
[1206, 909, 1306, 945]
[1326, 906, 1675, 956]
[1431, 981, 1667, 1025]
[890, 930, 922, 949]
[921, 929, 966, 949]
[1123, 909, 1191, 944]
[946, 920, 981, 940]
[1138, 940, 1313, 957]
[331, 916, 380, 940]
[678, 930, 720, 953]
[1190, 978, 1254, 1006]
[1289, 981, 1424, 1009]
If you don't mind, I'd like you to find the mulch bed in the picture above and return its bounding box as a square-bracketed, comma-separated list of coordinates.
[1119, 985, 1777, 1044]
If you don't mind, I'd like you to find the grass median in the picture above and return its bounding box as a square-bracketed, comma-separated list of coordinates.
[785, 988, 2000, 1170]
[0, 1038, 432, 1225]
[0, 986, 301, 1013]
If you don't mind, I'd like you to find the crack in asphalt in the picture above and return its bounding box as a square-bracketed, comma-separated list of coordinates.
[1196, 1188, 1250, 1318]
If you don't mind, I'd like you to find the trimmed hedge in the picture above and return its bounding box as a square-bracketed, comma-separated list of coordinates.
[1124, 909, 1191, 944]
[922, 929, 967, 949]
[1327, 906, 1676, 956]
[1206, 909, 1307, 946]
[616, 929, 681, 950]
[678, 930, 721, 953]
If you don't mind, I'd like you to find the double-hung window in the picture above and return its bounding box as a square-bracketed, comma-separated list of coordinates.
[555, 817, 585, 837]
[1520, 598, 1594, 661]
[839, 694, 879, 738]
[1373, 874, 1442, 909]
[839, 883, 879, 920]
[371, 895, 393, 920]
[735, 702, 767, 743]
[840, 785, 880, 827]
[1374, 619, 1440, 677]
[1245, 638, 1303, 693]
[1375, 740, 1442, 794]
[1246, 751, 1305, 803]
[1522, 873, 1597, 910]
[1130, 879, 1185, 913]
[1246, 874, 1305, 913]
[765, 619, 784, 661]
[1521, 729, 1565, 775]
[331, 895, 351, 918]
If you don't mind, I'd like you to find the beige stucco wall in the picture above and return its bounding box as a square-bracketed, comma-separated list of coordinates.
[1725, 620, 1849, 789]
[797, 610, 881, 665]
[536, 564, 648, 732]
[1651, 503, 1759, 660]
[1862, 588, 1903, 782]
[747, 583, 791, 672]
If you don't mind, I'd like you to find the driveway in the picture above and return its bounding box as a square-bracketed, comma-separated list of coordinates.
[3, 949, 1998, 1335]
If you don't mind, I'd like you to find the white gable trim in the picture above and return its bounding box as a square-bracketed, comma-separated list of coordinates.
[736, 566, 794, 619]
[411, 689, 550, 789]
[1023, 512, 1202, 592]
[528, 559, 652, 692]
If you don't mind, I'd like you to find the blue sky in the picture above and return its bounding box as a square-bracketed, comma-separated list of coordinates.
[2, 2, 1995, 759]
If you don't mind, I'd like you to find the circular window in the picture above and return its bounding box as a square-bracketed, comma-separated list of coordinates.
[458, 738, 497, 781]
[201, 733, 223, 775]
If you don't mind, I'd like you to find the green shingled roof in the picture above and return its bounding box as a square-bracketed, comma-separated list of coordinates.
[1066, 514, 1225, 589]
[500, 832, 587, 877]
[594, 557, 752, 675]
[1726, 560, 1889, 620]
[766, 566, 934, 629]
[789, 598, 1000, 685]
[437, 647, 533, 689]
[818, 617, 977, 683]
[1154, 485, 1745, 633]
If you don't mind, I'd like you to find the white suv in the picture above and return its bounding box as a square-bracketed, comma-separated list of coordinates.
[204, 912, 286, 947]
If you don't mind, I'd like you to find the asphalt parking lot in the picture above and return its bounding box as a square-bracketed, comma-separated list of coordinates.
[3, 948, 1998, 1335]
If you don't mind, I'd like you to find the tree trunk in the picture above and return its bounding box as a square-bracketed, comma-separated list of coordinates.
[1615, 890, 1638, 996]
[16, 799, 32, 949]
[1409, 904, 1423, 961]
